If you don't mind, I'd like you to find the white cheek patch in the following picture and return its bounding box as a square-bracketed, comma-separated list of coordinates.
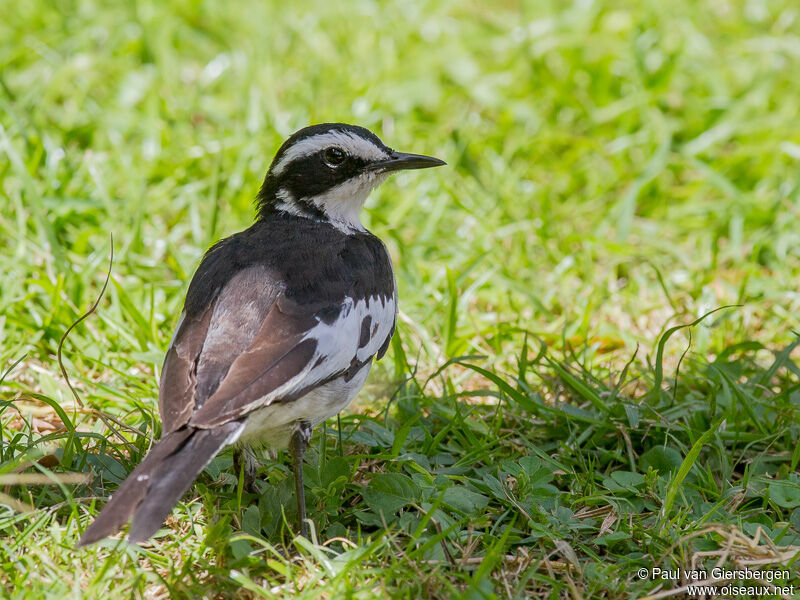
[274, 188, 308, 218]
[271, 130, 389, 176]
[305, 172, 389, 232]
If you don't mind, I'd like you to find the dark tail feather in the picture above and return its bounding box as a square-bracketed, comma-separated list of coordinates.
[77, 422, 242, 547]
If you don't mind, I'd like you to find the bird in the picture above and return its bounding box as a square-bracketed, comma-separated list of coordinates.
[77, 123, 445, 546]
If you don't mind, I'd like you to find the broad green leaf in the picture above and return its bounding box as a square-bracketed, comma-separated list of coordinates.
[441, 485, 489, 514]
[362, 473, 420, 518]
[769, 478, 800, 509]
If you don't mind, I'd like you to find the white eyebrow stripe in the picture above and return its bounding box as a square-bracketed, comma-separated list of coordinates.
[271, 131, 389, 175]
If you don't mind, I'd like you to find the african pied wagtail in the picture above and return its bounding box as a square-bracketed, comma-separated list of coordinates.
[78, 123, 445, 546]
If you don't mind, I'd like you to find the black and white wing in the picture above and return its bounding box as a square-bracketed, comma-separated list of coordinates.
[159, 216, 397, 435]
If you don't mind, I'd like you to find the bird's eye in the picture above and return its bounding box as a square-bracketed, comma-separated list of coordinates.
[323, 147, 346, 167]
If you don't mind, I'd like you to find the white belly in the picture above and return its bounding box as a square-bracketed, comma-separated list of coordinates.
[237, 362, 372, 450]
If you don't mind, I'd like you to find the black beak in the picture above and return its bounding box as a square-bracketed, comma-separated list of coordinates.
[368, 151, 446, 173]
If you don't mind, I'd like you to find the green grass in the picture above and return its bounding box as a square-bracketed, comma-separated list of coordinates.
[2, 0, 800, 597]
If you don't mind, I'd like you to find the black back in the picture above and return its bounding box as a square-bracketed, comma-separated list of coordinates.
[184, 212, 395, 323]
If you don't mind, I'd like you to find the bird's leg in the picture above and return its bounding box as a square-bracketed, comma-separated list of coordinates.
[289, 420, 313, 538]
[233, 447, 258, 494]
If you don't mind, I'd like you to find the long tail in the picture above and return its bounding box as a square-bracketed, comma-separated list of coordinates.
[77, 421, 243, 547]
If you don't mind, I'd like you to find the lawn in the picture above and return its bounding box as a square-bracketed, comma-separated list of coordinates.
[2, 0, 800, 597]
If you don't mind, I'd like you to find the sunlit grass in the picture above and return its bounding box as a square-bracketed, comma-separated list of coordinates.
[2, 0, 800, 597]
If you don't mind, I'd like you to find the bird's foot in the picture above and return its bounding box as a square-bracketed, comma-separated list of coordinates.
[290, 421, 313, 538]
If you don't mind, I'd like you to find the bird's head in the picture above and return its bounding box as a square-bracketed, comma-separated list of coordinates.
[257, 123, 445, 231]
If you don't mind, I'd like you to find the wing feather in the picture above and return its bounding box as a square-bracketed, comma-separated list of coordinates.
[159, 305, 213, 433]
[189, 303, 319, 427]
[157, 217, 397, 436]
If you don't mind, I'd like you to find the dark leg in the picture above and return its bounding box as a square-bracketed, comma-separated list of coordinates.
[289, 421, 312, 538]
[233, 448, 258, 494]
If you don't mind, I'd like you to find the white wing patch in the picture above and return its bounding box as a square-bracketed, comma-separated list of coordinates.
[271, 130, 389, 176]
[235, 294, 396, 445]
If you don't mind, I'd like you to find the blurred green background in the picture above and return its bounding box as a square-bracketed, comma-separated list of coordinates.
[2, 0, 800, 598]
[4, 0, 799, 365]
